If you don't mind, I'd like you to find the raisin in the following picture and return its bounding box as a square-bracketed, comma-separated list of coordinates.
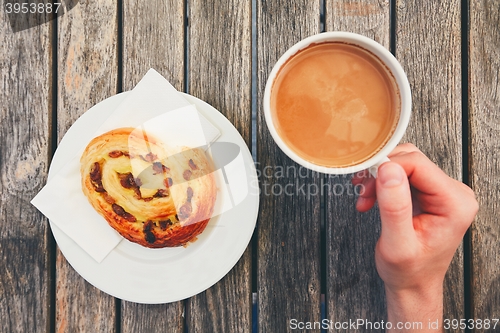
[154, 189, 169, 198]
[112, 204, 125, 216]
[183, 170, 192, 180]
[90, 162, 101, 181]
[143, 220, 153, 232]
[145, 231, 156, 244]
[134, 177, 143, 187]
[144, 152, 157, 162]
[123, 212, 137, 222]
[159, 221, 167, 230]
[178, 203, 192, 220]
[108, 151, 123, 158]
[119, 173, 136, 189]
[143, 220, 156, 243]
[90, 162, 105, 192]
[152, 162, 164, 174]
[187, 187, 194, 202]
[95, 184, 106, 193]
[164, 178, 173, 188]
[159, 219, 172, 231]
[112, 204, 137, 222]
[188, 159, 198, 170]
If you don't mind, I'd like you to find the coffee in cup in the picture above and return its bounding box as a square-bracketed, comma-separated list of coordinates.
[264, 32, 411, 175]
[270, 42, 400, 168]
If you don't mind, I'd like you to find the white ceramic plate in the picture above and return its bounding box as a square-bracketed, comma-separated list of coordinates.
[49, 92, 259, 304]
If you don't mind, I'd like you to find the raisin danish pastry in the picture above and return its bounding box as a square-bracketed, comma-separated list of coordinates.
[80, 128, 217, 248]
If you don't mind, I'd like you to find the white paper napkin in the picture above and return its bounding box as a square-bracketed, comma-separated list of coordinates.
[31, 69, 221, 263]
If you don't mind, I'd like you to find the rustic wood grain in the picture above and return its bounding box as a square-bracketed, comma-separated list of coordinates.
[120, 1, 185, 331]
[56, 1, 119, 331]
[326, 0, 390, 45]
[396, 0, 464, 328]
[121, 304, 183, 333]
[0, 10, 52, 333]
[325, 0, 390, 326]
[187, 0, 252, 332]
[122, 0, 185, 91]
[189, 0, 252, 147]
[257, 1, 322, 332]
[469, 0, 500, 326]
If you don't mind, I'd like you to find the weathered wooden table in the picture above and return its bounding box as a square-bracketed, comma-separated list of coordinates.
[1, 0, 499, 332]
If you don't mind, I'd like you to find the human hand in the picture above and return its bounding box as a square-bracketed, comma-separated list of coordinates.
[352, 143, 478, 331]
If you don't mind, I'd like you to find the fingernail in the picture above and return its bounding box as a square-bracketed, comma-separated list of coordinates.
[379, 163, 404, 188]
[356, 196, 367, 210]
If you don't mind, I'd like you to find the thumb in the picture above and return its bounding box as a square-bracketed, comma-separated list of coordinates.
[376, 162, 415, 245]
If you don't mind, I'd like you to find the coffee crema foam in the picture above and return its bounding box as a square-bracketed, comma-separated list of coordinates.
[271, 42, 400, 168]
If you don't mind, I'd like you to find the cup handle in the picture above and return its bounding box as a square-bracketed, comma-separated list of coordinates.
[368, 156, 390, 178]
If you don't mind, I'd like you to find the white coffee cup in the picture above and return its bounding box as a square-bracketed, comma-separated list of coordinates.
[263, 32, 412, 176]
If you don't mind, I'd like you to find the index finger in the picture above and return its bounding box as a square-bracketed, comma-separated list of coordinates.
[388, 142, 421, 157]
[386, 151, 454, 196]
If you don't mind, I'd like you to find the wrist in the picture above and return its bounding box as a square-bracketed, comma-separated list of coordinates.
[385, 284, 443, 332]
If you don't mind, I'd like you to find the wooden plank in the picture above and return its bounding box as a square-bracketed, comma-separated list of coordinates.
[189, 0, 252, 146]
[120, 1, 185, 331]
[469, 0, 500, 326]
[324, 0, 390, 324]
[122, 0, 184, 91]
[121, 304, 183, 333]
[326, 0, 390, 45]
[187, 0, 252, 332]
[257, 1, 322, 332]
[56, 1, 118, 331]
[395, 0, 464, 327]
[0, 11, 52, 333]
